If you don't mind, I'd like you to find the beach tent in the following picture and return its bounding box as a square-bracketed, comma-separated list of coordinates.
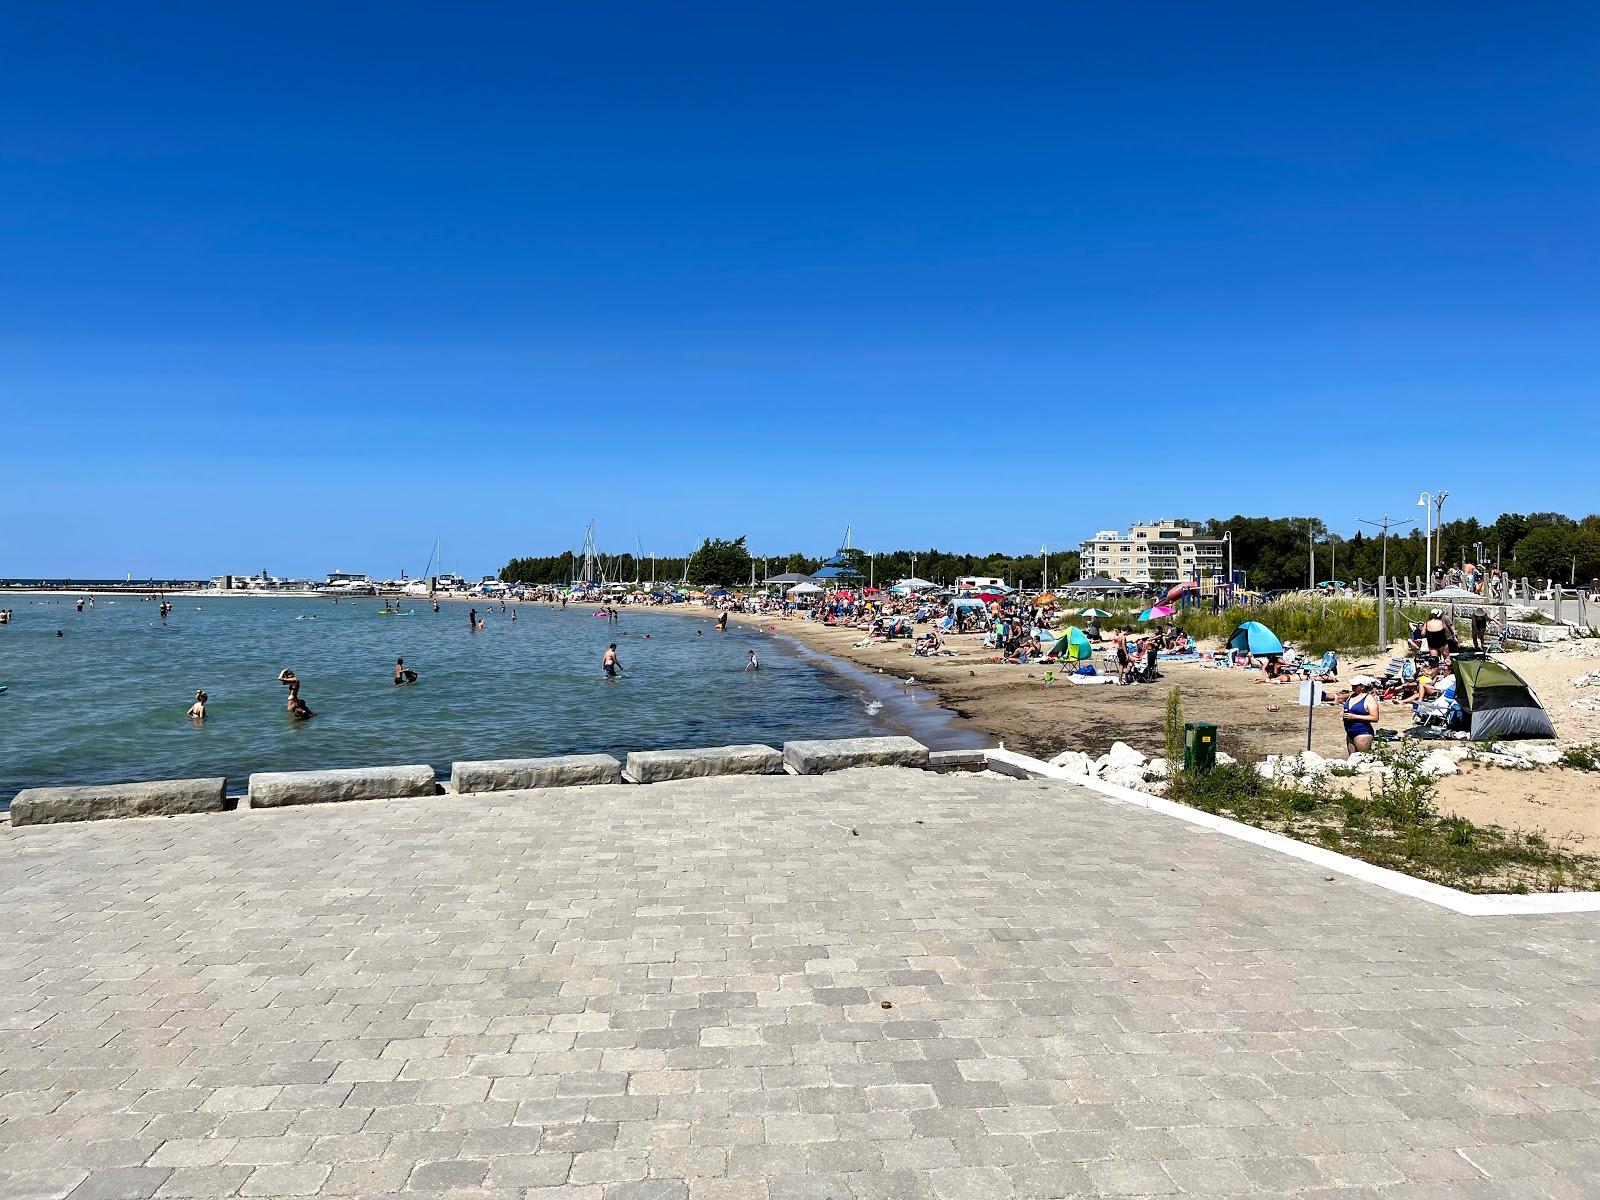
[949, 597, 987, 614]
[893, 577, 938, 592]
[1045, 626, 1093, 661]
[1227, 621, 1284, 656]
[1451, 658, 1556, 741]
[1031, 592, 1057, 607]
[787, 582, 823, 595]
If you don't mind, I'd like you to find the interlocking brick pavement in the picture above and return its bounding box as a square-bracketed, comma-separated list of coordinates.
[1, 768, 1597, 1198]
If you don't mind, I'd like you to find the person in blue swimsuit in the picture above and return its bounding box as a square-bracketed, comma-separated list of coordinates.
[1342, 679, 1380, 755]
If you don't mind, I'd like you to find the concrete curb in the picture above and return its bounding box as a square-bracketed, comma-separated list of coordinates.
[9, 778, 228, 827]
[247, 765, 438, 808]
[624, 745, 783, 785]
[450, 754, 623, 794]
[982, 748, 1600, 917]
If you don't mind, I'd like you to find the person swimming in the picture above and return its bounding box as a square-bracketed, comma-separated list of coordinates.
[187, 690, 207, 721]
[279, 669, 315, 720]
[394, 657, 418, 685]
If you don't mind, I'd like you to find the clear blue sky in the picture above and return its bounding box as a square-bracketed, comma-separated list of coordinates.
[4, 3, 1595, 579]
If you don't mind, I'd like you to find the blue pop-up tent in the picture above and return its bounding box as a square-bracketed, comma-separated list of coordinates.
[1227, 620, 1284, 656]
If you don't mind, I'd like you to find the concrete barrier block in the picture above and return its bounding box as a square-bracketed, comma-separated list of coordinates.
[926, 749, 989, 774]
[9, 778, 228, 827]
[450, 754, 623, 794]
[625, 744, 783, 784]
[248, 765, 437, 808]
[783, 736, 930, 775]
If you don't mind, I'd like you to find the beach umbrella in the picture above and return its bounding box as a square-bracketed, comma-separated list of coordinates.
[1226, 620, 1284, 656]
[1138, 604, 1176, 621]
[1031, 592, 1057, 607]
[1074, 607, 1112, 618]
[787, 582, 822, 595]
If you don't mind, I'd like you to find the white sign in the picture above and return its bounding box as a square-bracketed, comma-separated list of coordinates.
[1298, 681, 1324, 708]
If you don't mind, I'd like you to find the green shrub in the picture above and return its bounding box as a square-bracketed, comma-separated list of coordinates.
[1560, 744, 1600, 772]
[1163, 687, 1184, 769]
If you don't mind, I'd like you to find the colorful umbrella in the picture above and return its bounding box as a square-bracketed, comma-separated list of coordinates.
[1138, 604, 1176, 621]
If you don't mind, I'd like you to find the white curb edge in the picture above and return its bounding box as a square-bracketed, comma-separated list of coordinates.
[983, 748, 1600, 917]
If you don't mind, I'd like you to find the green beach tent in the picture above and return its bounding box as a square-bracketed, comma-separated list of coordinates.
[1451, 657, 1556, 742]
[1045, 626, 1093, 661]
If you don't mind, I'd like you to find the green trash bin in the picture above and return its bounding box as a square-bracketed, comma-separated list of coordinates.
[1183, 722, 1218, 773]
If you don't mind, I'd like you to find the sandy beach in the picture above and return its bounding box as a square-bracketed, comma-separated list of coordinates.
[732, 608, 1600, 852]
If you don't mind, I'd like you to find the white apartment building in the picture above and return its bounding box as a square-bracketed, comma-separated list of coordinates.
[1079, 521, 1227, 584]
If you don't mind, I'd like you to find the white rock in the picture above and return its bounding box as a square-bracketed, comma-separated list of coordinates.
[1048, 750, 1093, 776]
[1293, 750, 1329, 777]
[1144, 757, 1170, 780]
[1254, 759, 1278, 781]
[1101, 764, 1148, 790]
[1105, 742, 1147, 769]
[1521, 746, 1564, 766]
[1418, 750, 1460, 778]
[1216, 752, 1237, 766]
[1472, 751, 1534, 770]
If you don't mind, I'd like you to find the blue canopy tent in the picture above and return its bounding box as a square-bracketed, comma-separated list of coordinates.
[1227, 621, 1284, 656]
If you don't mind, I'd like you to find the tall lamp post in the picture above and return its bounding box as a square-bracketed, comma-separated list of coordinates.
[1041, 545, 1048, 593]
[1418, 492, 1433, 588]
[1434, 490, 1450, 574]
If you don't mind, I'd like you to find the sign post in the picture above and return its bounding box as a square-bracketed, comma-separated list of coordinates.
[1298, 680, 1324, 750]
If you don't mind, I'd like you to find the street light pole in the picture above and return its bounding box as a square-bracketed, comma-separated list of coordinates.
[1308, 519, 1315, 590]
[1418, 492, 1432, 587]
[1434, 490, 1449, 573]
[1041, 544, 1048, 593]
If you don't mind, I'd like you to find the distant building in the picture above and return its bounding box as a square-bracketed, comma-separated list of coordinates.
[1078, 521, 1226, 584]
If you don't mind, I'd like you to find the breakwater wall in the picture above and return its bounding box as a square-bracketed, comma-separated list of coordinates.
[8, 737, 993, 827]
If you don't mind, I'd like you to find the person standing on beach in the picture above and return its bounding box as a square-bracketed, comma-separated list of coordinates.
[1471, 608, 1489, 653]
[602, 644, 622, 679]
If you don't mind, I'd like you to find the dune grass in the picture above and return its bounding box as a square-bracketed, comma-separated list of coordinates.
[1061, 597, 1427, 654]
[1163, 732, 1600, 893]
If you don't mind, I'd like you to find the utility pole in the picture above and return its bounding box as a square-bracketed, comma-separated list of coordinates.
[1434, 490, 1449, 573]
[1418, 492, 1432, 588]
[1358, 514, 1415, 649]
[1041, 544, 1048, 593]
[1308, 519, 1315, 590]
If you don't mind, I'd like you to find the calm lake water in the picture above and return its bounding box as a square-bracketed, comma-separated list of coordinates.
[0, 596, 902, 802]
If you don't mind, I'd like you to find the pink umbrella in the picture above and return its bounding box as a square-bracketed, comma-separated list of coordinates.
[1138, 604, 1176, 621]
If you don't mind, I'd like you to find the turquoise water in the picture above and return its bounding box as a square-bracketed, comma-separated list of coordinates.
[0, 596, 892, 801]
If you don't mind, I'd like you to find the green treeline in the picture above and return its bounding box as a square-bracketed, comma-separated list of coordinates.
[501, 511, 1600, 592]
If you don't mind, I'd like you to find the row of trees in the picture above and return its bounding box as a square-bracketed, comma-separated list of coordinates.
[501, 511, 1600, 593]
[1205, 511, 1600, 592]
[501, 541, 1081, 589]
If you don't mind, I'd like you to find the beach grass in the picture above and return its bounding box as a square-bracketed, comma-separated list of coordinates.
[1062, 597, 1428, 654]
[1164, 737, 1600, 894]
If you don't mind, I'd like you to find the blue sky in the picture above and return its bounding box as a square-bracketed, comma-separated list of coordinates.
[4, 3, 1596, 578]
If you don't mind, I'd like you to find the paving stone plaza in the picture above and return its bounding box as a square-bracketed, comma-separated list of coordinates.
[1, 768, 1597, 1199]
